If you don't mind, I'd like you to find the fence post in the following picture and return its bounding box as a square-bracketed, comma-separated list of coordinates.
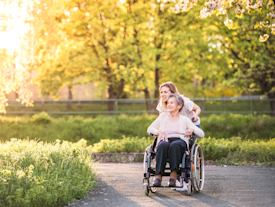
[48, 101, 51, 115]
[115, 100, 118, 116]
[250, 100, 253, 114]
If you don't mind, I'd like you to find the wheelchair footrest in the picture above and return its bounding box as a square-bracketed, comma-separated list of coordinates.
[162, 172, 171, 176]
[148, 185, 184, 188]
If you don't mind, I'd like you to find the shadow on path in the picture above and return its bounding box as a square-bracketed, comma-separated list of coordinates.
[66, 179, 140, 207]
[65, 163, 275, 207]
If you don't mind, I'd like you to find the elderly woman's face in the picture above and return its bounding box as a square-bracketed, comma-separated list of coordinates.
[167, 97, 181, 113]
[160, 86, 172, 102]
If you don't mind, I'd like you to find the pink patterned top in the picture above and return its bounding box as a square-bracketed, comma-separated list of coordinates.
[163, 117, 180, 138]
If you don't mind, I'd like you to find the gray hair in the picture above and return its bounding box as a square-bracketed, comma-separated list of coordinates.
[167, 93, 184, 112]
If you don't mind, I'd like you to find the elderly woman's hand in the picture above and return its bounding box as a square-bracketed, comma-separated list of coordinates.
[157, 131, 168, 142]
[184, 129, 195, 137]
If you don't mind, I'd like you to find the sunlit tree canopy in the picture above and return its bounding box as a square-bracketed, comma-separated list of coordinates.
[0, 0, 33, 113]
[0, 0, 274, 115]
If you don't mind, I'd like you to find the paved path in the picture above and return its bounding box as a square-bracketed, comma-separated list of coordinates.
[67, 163, 275, 207]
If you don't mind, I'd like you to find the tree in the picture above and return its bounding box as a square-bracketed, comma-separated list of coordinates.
[56, 0, 141, 111]
[172, 0, 275, 41]
[164, 0, 275, 115]
[141, 0, 236, 100]
[208, 8, 275, 115]
[33, 0, 161, 112]
[0, 0, 33, 113]
[30, 0, 91, 105]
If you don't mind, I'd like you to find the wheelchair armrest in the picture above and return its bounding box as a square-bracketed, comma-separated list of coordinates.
[151, 136, 158, 152]
[189, 133, 195, 147]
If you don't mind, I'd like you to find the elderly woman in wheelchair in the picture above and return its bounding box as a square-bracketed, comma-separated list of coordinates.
[146, 93, 205, 191]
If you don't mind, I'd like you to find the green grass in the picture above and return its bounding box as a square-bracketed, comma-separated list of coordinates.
[0, 114, 154, 145]
[0, 138, 96, 207]
[0, 113, 274, 146]
[5, 102, 148, 115]
[198, 100, 271, 112]
[5, 99, 272, 116]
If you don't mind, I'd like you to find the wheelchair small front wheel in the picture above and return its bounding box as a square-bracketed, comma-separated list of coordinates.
[144, 183, 149, 196]
[187, 180, 192, 196]
[150, 186, 157, 193]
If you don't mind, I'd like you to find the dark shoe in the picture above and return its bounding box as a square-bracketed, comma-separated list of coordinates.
[153, 178, 161, 187]
[168, 178, 176, 187]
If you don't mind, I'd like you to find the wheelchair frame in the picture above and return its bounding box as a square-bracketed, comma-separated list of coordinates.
[143, 134, 205, 196]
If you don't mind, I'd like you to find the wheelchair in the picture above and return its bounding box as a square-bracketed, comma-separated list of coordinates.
[143, 133, 205, 196]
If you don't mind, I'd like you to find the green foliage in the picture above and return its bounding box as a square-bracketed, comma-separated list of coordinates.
[31, 112, 52, 124]
[198, 137, 275, 165]
[31, 0, 238, 104]
[90, 136, 153, 153]
[0, 138, 96, 207]
[208, 7, 275, 102]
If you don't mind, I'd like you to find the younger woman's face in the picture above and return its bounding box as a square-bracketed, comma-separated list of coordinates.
[167, 97, 181, 113]
[160, 86, 172, 102]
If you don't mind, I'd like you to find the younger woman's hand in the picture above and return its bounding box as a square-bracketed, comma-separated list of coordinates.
[191, 111, 198, 122]
[157, 131, 168, 142]
[185, 129, 195, 137]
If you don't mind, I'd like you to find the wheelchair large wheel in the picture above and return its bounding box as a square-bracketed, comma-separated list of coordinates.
[143, 145, 157, 194]
[190, 144, 205, 193]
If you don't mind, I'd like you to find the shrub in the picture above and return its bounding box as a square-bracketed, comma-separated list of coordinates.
[201, 114, 275, 140]
[0, 138, 96, 207]
[31, 112, 52, 124]
[198, 137, 275, 165]
[90, 136, 275, 166]
[89, 136, 154, 153]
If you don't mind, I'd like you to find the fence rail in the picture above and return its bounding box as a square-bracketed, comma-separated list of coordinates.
[4, 98, 274, 116]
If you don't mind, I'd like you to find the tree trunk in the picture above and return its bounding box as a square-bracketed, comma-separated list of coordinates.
[108, 84, 115, 115]
[143, 88, 154, 114]
[201, 101, 205, 113]
[194, 74, 198, 87]
[107, 79, 125, 115]
[268, 93, 275, 117]
[270, 100, 275, 117]
[154, 68, 159, 99]
[66, 86, 73, 110]
[153, 67, 160, 109]
[263, 70, 275, 117]
[107, 99, 115, 114]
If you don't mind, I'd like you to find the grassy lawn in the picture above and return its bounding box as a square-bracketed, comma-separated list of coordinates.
[0, 113, 274, 146]
[5, 100, 272, 117]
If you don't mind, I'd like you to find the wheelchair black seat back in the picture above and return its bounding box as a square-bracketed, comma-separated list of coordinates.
[143, 134, 205, 196]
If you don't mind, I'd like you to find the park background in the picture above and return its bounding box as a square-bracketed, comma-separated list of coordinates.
[0, 0, 275, 207]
